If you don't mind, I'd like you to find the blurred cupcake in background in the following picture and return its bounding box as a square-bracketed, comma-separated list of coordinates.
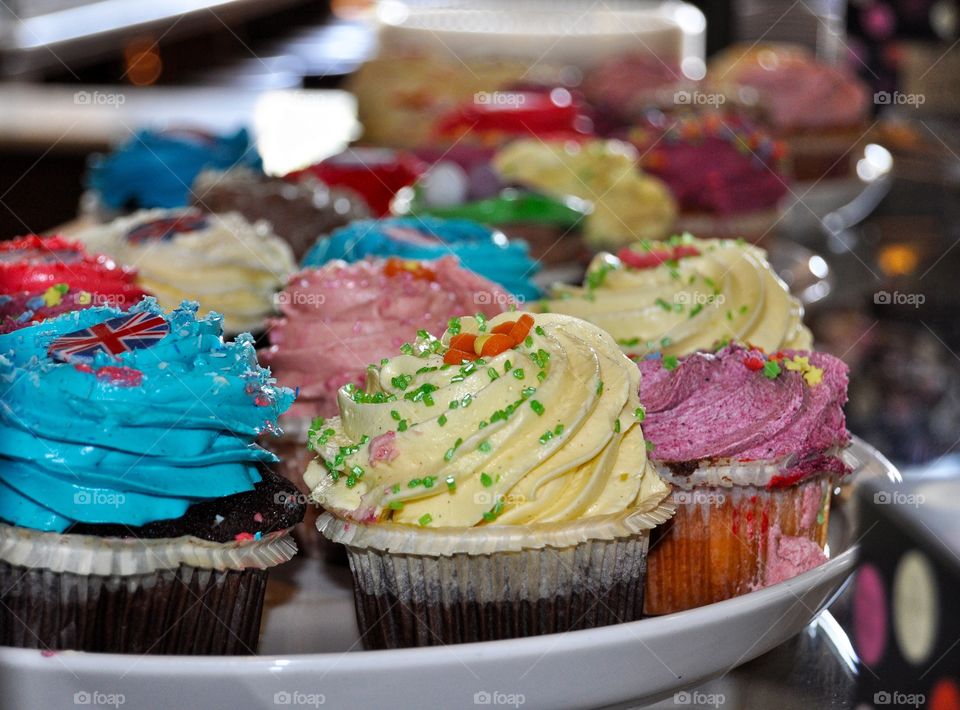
[192, 167, 370, 261]
[539, 235, 811, 358]
[628, 112, 790, 243]
[707, 43, 871, 181]
[492, 138, 677, 251]
[640, 343, 852, 614]
[301, 216, 541, 302]
[85, 127, 261, 217]
[73, 208, 295, 335]
[0, 235, 150, 333]
[581, 52, 687, 131]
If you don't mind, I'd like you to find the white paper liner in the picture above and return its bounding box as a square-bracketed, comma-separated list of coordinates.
[317, 502, 676, 557]
[0, 524, 298, 577]
[652, 445, 857, 490]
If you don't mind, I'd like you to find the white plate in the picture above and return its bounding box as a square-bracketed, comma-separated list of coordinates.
[0, 437, 897, 710]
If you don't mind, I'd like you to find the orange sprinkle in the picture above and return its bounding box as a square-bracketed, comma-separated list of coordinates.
[491, 321, 515, 335]
[449, 333, 477, 352]
[508, 314, 534, 343]
[443, 349, 477, 365]
[480, 333, 515, 357]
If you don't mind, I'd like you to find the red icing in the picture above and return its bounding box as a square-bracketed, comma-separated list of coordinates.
[368, 431, 399, 466]
[95, 366, 143, 387]
[617, 244, 701, 270]
[234, 532, 255, 542]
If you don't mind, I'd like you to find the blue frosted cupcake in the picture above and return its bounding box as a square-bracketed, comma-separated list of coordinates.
[0, 299, 304, 654]
[301, 216, 542, 302]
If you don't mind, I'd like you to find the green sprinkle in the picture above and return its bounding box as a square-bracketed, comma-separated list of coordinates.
[417, 329, 429, 339]
[655, 297, 673, 312]
[391, 374, 413, 390]
[634, 406, 646, 422]
[480, 472, 493, 487]
[388, 500, 404, 511]
[539, 430, 554, 445]
[596, 380, 604, 396]
[524, 335, 534, 347]
[646, 440, 656, 451]
[438, 414, 448, 426]
[399, 343, 414, 356]
[392, 483, 401, 494]
[345, 474, 357, 488]
[504, 360, 512, 372]
[408, 478, 421, 488]
[534, 326, 546, 336]
[404, 382, 438, 404]
[479, 441, 492, 453]
[380, 358, 389, 366]
[351, 465, 364, 478]
[703, 276, 717, 290]
[689, 303, 704, 318]
[418, 514, 433, 527]
[739, 304, 749, 314]
[763, 360, 782, 379]
[663, 355, 679, 371]
[423, 476, 436, 488]
[309, 416, 325, 431]
[444, 447, 456, 462]
[513, 368, 525, 380]
[461, 394, 472, 408]
[449, 399, 459, 410]
[554, 424, 564, 436]
[488, 367, 500, 381]
[448, 317, 461, 335]
[617, 337, 640, 347]
[475, 313, 488, 332]
[398, 419, 408, 432]
[446, 475, 456, 492]
[537, 370, 547, 382]
[661, 337, 672, 348]
[478, 420, 488, 429]
[390, 410, 402, 421]
[530, 400, 545, 416]
[614, 419, 621, 433]
[521, 386, 536, 398]
[726, 310, 734, 321]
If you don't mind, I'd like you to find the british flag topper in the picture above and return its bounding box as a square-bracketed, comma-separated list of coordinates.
[47, 310, 170, 363]
[125, 213, 209, 244]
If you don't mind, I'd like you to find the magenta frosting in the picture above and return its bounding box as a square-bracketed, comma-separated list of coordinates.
[260, 257, 510, 419]
[637, 344, 850, 477]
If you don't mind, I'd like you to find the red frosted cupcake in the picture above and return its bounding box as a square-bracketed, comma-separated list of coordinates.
[0, 235, 150, 333]
[639, 343, 852, 614]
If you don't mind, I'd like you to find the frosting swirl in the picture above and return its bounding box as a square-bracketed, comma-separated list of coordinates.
[303, 312, 669, 527]
[261, 257, 511, 420]
[301, 217, 541, 301]
[638, 344, 850, 485]
[540, 236, 811, 357]
[0, 300, 293, 532]
[73, 208, 295, 333]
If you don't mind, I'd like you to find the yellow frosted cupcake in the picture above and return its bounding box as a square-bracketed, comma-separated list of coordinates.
[539, 235, 811, 358]
[305, 311, 672, 647]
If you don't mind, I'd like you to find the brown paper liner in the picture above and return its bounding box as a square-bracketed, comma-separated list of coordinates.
[644, 475, 833, 615]
[0, 561, 268, 654]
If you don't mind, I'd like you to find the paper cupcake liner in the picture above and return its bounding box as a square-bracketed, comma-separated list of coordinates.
[0, 561, 268, 654]
[0, 523, 297, 577]
[651, 445, 856, 490]
[644, 474, 835, 615]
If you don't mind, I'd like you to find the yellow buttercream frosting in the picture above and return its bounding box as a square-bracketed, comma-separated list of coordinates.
[539, 236, 812, 357]
[303, 312, 669, 528]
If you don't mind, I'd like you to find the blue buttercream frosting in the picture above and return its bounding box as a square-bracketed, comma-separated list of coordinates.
[0, 299, 293, 532]
[87, 128, 263, 210]
[300, 217, 542, 301]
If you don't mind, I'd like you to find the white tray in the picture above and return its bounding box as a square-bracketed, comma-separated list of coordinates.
[0, 436, 897, 710]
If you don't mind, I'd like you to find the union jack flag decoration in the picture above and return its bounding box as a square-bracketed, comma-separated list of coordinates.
[125, 213, 209, 244]
[47, 311, 170, 363]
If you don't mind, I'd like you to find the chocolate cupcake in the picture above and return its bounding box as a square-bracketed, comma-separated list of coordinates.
[305, 312, 672, 647]
[0, 300, 303, 654]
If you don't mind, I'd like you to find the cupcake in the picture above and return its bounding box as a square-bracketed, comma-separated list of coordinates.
[0, 300, 304, 653]
[581, 52, 686, 131]
[707, 44, 871, 181]
[301, 216, 541, 302]
[73, 208, 296, 334]
[492, 138, 677, 251]
[192, 168, 370, 261]
[540, 235, 811, 358]
[638, 343, 851, 614]
[628, 112, 790, 243]
[305, 311, 673, 647]
[258, 256, 511, 500]
[0, 235, 150, 333]
[86, 127, 261, 215]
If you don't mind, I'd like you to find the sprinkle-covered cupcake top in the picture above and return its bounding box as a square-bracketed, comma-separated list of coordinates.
[73, 208, 296, 334]
[300, 217, 541, 301]
[638, 343, 850, 485]
[261, 256, 512, 420]
[629, 112, 790, 215]
[0, 300, 293, 533]
[303, 312, 669, 528]
[540, 235, 811, 358]
[0, 235, 150, 333]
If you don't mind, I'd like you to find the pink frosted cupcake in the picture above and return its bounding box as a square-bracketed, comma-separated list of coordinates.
[640, 343, 851, 614]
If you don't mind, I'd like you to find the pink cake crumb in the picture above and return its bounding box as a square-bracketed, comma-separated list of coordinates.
[368, 431, 399, 466]
[758, 524, 827, 588]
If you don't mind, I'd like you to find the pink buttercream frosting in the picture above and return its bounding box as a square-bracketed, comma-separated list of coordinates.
[260, 257, 510, 419]
[638, 344, 850, 480]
